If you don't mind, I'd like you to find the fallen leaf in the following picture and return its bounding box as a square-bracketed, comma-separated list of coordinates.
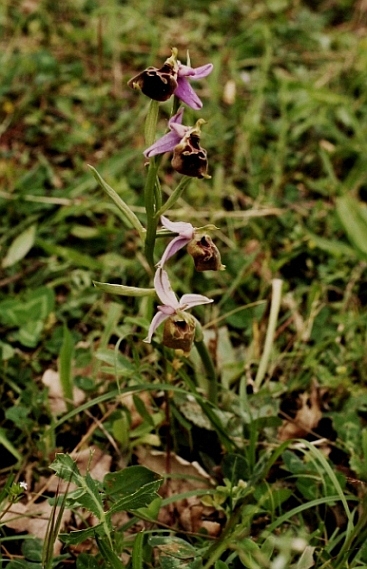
[136, 447, 222, 536]
[2, 500, 71, 555]
[42, 369, 85, 415]
[278, 383, 322, 441]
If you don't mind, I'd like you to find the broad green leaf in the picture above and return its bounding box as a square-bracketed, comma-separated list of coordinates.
[49, 453, 81, 485]
[22, 538, 43, 562]
[336, 195, 367, 257]
[104, 466, 161, 498]
[59, 524, 104, 546]
[0, 287, 55, 327]
[2, 224, 36, 268]
[108, 480, 162, 514]
[16, 320, 44, 348]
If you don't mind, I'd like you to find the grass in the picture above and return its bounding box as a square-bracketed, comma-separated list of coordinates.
[1, 0, 367, 567]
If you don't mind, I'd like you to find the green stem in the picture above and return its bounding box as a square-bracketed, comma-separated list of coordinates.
[144, 159, 160, 269]
[194, 322, 218, 405]
[254, 278, 283, 390]
[143, 100, 160, 270]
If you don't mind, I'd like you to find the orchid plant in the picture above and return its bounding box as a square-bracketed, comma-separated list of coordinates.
[90, 48, 221, 403]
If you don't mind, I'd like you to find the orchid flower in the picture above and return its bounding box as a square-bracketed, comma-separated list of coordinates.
[144, 268, 213, 351]
[144, 108, 210, 178]
[128, 48, 213, 110]
[157, 216, 224, 271]
[157, 215, 195, 268]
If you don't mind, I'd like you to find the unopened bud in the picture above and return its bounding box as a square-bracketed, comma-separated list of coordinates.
[187, 234, 225, 271]
[163, 312, 196, 353]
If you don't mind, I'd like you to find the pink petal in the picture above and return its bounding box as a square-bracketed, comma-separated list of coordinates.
[160, 216, 194, 236]
[144, 131, 181, 158]
[189, 63, 213, 79]
[178, 63, 213, 80]
[154, 269, 179, 308]
[168, 107, 185, 127]
[177, 64, 196, 77]
[157, 235, 191, 268]
[174, 77, 203, 110]
[143, 311, 169, 343]
[180, 293, 213, 310]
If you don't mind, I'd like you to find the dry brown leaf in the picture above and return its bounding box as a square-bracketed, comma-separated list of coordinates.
[42, 369, 85, 415]
[278, 383, 322, 441]
[2, 500, 71, 555]
[136, 447, 221, 536]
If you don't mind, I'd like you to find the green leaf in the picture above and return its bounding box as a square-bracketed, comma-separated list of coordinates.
[0, 287, 55, 327]
[0, 427, 22, 462]
[76, 553, 101, 569]
[336, 195, 367, 257]
[93, 281, 155, 297]
[215, 562, 228, 569]
[88, 165, 145, 238]
[59, 325, 74, 407]
[16, 320, 44, 348]
[49, 453, 81, 485]
[148, 536, 197, 560]
[95, 348, 136, 374]
[156, 176, 191, 218]
[95, 535, 125, 569]
[2, 224, 37, 268]
[22, 537, 43, 562]
[108, 480, 162, 514]
[104, 466, 161, 499]
[306, 231, 355, 257]
[132, 532, 144, 569]
[60, 524, 104, 546]
[293, 545, 315, 569]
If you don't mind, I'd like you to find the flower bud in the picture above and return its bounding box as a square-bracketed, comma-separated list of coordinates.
[162, 312, 196, 353]
[187, 234, 225, 271]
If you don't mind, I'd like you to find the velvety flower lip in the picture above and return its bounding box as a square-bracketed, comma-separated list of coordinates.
[157, 216, 195, 268]
[144, 108, 187, 158]
[128, 48, 179, 102]
[143, 268, 213, 343]
[175, 62, 213, 110]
